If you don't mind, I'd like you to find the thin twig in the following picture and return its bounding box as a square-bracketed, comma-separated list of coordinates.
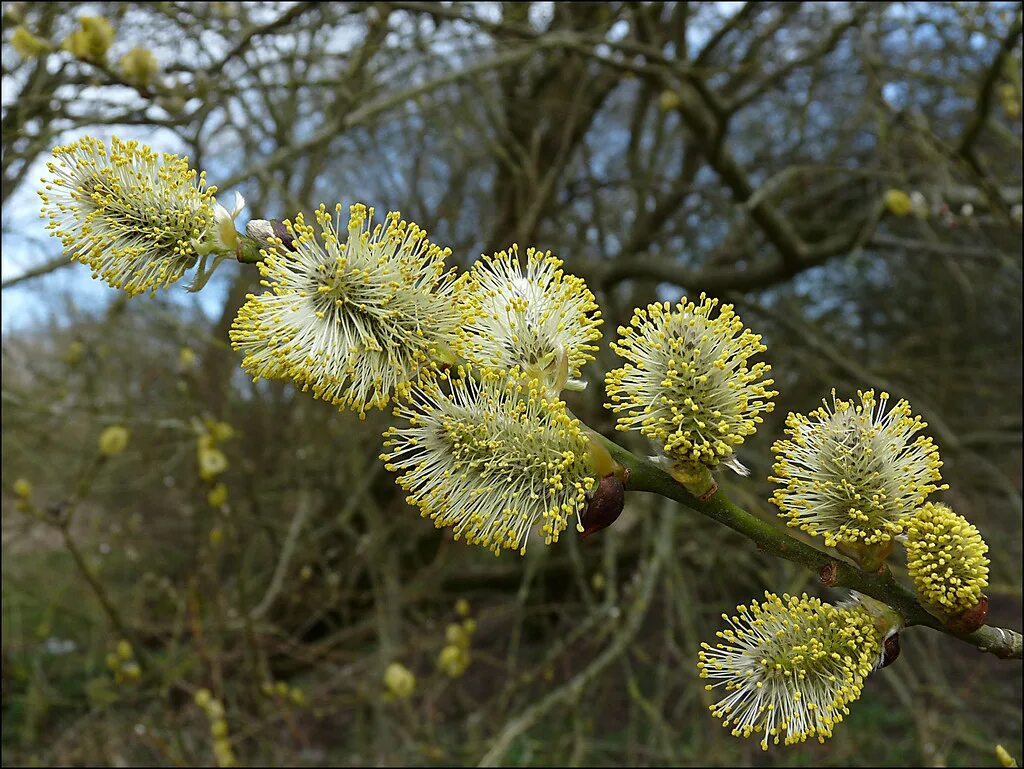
[1, 255, 72, 290]
[249, 490, 312, 620]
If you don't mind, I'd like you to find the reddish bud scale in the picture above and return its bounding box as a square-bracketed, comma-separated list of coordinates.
[945, 595, 989, 635]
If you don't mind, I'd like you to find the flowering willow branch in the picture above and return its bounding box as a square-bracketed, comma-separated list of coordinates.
[32, 133, 1023, 758]
[593, 432, 1023, 660]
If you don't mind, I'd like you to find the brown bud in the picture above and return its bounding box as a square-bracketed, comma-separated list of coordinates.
[818, 562, 839, 587]
[580, 474, 625, 539]
[945, 595, 989, 635]
[271, 220, 295, 251]
[878, 632, 900, 669]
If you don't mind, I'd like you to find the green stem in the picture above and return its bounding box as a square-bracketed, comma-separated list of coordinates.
[222, 227, 1021, 660]
[595, 433, 1023, 660]
[236, 234, 265, 264]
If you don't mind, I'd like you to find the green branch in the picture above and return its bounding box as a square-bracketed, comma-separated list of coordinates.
[225, 223, 1022, 661]
[594, 433, 1023, 660]
[236, 234, 265, 264]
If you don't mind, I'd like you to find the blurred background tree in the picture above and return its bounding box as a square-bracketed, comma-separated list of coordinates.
[2, 1, 1021, 765]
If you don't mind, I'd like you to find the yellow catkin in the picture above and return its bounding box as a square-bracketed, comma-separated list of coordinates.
[230, 203, 463, 417]
[905, 503, 989, 614]
[884, 189, 913, 216]
[455, 244, 602, 394]
[207, 483, 229, 508]
[13, 478, 33, 498]
[770, 390, 946, 548]
[198, 446, 228, 481]
[381, 368, 598, 556]
[697, 592, 881, 750]
[12, 26, 52, 58]
[996, 744, 1019, 768]
[39, 136, 217, 296]
[605, 294, 776, 470]
[438, 644, 470, 677]
[383, 662, 416, 699]
[62, 16, 115, 62]
[119, 46, 159, 86]
[98, 425, 129, 456]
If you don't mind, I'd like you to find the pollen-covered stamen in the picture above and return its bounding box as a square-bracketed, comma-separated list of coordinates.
[770, 390, 947, 548]
[230, 203, 463, 416]
[905, 502, 989, 615]
[380, 368, 599, 556]
[456, 245, 602, 394]
[697, 592, 881, 751]
[38, 135, 218, 296]
[605, 295, 777, 470]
